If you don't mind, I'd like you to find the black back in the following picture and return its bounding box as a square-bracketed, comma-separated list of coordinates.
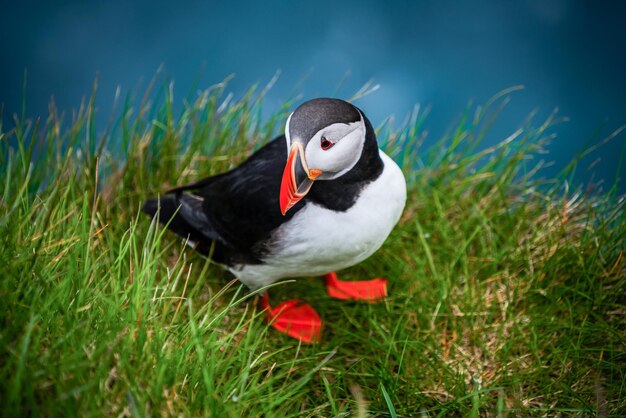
[195, 137, 303, 262]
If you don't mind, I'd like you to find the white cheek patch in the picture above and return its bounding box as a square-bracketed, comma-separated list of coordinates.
[304, 119, 366, 179]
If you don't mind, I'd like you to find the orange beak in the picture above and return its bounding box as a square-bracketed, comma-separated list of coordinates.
[279, 143, 322, 215]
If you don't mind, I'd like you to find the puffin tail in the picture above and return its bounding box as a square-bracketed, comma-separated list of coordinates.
[141, 194, 191, 239]
[141, 194, 179, 224]
[141, 194, 220, 257]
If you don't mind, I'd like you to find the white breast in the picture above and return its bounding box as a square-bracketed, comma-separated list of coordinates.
[232, 151, 407, 290]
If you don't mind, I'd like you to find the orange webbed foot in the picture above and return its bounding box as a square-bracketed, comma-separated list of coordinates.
[259, 293, 323, 343]
[324, 272, 388, 302]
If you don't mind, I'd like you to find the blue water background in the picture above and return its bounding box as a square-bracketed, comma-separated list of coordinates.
[1, 0, 625, 192]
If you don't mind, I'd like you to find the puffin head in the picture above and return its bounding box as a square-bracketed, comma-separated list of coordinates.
[280, 98, 367, 215]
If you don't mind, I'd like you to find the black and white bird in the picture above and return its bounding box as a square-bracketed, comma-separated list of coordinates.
[142, 98, 406, 342]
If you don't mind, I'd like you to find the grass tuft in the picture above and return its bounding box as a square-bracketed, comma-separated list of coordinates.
[1, 78, 625, 416]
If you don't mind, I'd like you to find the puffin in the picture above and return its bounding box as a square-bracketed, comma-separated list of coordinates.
[142, 98, 406, 342]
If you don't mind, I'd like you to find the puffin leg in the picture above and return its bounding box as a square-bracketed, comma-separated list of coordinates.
[258, 293, 323, 343]
[324, 272, 388, 302]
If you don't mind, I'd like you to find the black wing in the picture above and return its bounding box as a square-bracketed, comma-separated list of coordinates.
[142, 136, 304, 265]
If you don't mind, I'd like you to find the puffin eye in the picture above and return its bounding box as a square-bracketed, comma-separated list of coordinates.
[320, 136, 334, 150]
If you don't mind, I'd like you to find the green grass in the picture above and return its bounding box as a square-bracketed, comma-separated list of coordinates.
[1, 78, 625, 417]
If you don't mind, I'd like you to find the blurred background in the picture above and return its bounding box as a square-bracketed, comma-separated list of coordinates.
[1, 0, 625, 191]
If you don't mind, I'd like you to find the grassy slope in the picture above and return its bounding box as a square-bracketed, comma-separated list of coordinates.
[1, 81, 625, 417]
